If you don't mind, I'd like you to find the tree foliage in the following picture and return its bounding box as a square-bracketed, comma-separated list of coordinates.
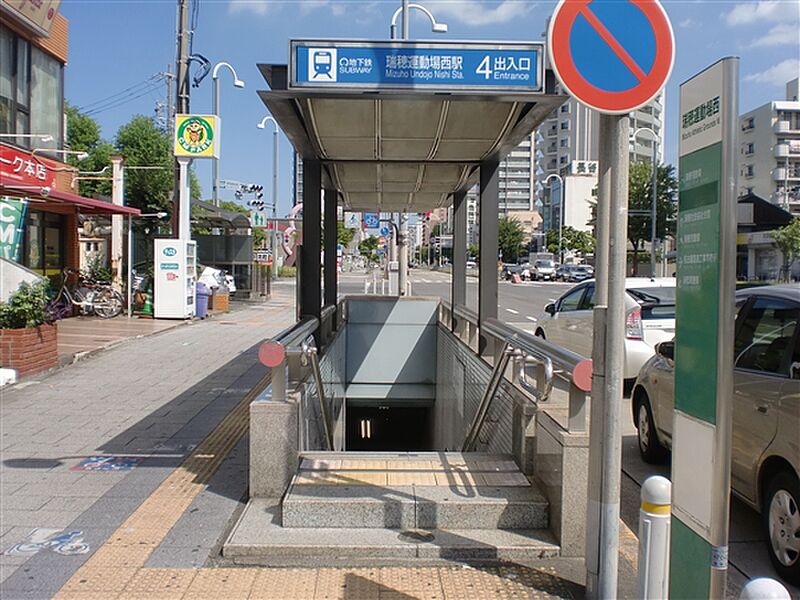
[338, 221, 355, 247]
[358, 235, 380, 262]
[772, 217, 800, 281]
[65, 103, 114, 197]
[468, 244, 479, 259]
[545, 225, 595, 256]
[628, 161, 678, 273]
[498, 216, 527, 262]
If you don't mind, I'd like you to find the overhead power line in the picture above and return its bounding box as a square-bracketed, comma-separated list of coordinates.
[84, 80, 166, 117]
[77, 73, 165, 113]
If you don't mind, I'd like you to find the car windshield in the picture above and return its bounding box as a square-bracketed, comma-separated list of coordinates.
[536, 260, 554, 268]
[628, 286, 676, 305]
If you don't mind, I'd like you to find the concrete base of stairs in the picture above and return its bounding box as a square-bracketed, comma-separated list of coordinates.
[223, 498, 560, 567]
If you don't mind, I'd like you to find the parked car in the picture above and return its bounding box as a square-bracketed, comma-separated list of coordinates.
[502, 264, 523, 280]
[631, 283, 800, 584]
[569, 265, 593, 282]
[532, 259, 557, 281]
[535, 278, 676, 380]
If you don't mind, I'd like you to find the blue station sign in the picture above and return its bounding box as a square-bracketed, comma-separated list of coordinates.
[289, 40, 544, 93]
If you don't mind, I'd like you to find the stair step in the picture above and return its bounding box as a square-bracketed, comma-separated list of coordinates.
[224, 498, 559, 566]
[282, 452, 548, 530]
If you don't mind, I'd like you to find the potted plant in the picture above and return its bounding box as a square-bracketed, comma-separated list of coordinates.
[0, 281, 59, 379]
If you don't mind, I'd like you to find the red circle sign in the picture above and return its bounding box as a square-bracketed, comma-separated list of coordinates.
[548, 0, 675, 114]
[259, 340, 286, 368]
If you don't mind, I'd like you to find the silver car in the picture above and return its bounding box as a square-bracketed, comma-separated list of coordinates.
[632, 284, 800, 585]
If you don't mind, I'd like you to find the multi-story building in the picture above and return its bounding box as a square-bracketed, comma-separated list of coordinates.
[534, 90, 665, 233]
[499, 132, 535, 212]
[738, 78, 800, 216]
[1, 4, 137, 289]
[292, 151, 303, 207]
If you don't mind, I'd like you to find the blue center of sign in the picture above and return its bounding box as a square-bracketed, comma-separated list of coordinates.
[570, 0, 656, 92]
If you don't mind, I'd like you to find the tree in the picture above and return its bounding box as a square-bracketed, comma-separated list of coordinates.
[498, 215, 527, 262]
[773, 217, 800, 281]
[545, 225, 595, 256]
[65, 104, 114, 197]
[114, 116, 176, 214]
[358, 235, 379, 262]
[628, 161, 678, 275]
[468, 244, 479, 259]
[338, 221, 355, 248]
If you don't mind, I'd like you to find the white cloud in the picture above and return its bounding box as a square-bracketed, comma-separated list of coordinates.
[228, 0, 272, 16]
[744, 58, 800, 84]
[679, 17, 698, 28]
[426, 0, 533, 26]
[724, 0, 800, 26]
[750, 22, 800, 46]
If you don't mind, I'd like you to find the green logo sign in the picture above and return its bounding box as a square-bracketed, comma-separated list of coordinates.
[176, 117, 214, 155]
[0, 197, 28, 262]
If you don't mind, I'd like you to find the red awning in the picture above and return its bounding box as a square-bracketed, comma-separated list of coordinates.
[45, 189, 141, 216]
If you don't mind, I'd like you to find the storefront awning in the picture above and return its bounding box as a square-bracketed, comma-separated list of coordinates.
[1, 184, 141, 216]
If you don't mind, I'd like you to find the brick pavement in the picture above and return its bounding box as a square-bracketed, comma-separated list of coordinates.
[0, 289, 295, 595]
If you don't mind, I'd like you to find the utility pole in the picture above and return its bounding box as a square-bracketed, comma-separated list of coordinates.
[165, 63, 175, 136]
[172, 0, 190, 237]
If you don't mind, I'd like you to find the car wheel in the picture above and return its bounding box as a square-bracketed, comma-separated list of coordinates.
[635, 391, 668, 464]
[535, 329, 545, 339]
[763, 471, 800, 585]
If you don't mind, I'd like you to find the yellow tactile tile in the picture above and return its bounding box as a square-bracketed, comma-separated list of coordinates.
[379, 567, 445, 599]
[433, 470, 486, 487]
[87, 543, 154, 568]
[387, 470, 438, 486]
[182, 567, 257, 600]
[55, 566, 139, 596]
[120, 568, 197, 600]
[386, 460, 434, 471]
[247, 568, 318, 600]
[52, 591, 121, 600]
[104, 526, 169, 548]
[314, 567, 382, 600]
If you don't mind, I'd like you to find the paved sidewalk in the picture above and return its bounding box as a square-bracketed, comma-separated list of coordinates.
[0, 287, 295, 597]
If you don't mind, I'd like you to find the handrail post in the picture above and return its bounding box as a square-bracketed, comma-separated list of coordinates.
[304, 341, 334, 451]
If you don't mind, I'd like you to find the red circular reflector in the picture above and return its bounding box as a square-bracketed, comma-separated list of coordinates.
[259, 341, 286, 368]
[572, 359, 593, 392]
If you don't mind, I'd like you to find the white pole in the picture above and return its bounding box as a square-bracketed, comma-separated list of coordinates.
[127, 215, 133, 318]
[178, 157, 191, 241]
[637, 476, 671, 599]
[212, 77, 220, 207]
[111, 155, 125, 288]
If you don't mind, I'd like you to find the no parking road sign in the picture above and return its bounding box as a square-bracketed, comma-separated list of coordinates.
[548, 0, 675, 114]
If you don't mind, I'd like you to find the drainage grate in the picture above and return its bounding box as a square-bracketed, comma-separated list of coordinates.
[397, 530, 435, 543]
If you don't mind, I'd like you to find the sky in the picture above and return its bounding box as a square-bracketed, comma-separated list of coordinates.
[60, 0, 800, 218]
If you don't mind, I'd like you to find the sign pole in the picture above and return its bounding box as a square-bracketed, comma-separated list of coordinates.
[670, 57, 738, 600]
[177, 156, 191, 241]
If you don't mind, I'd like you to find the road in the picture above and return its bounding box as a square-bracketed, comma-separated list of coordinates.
[336, 267, 799, 596]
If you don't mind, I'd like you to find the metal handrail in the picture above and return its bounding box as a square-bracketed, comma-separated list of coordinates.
[517, 355, 553, 402]
[301, 340, 334, 451]
[273, 316, 320, 350]
[462, 341, 512, 452]
[482, 318, 586, 374]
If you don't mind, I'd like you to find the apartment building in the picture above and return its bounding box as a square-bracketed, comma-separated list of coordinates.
[739, 78, 800, 216]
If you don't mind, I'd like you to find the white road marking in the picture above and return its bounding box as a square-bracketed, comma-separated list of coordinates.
[526, 316, 537, 322]
[506, 308, 519, 315]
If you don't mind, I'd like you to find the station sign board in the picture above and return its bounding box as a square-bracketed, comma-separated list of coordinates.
[290, 40, 544, 93]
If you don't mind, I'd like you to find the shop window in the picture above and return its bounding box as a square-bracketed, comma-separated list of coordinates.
[22, 210, 65, 278]
[0, 24, 62, 150]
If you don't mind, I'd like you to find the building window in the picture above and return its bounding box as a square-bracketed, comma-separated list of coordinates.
[743, 165, 755, 178]
[559, 138, 569, 148]
[743, 142, 754, 155]
[560, 121, 570, 130]
[742, 117, 755, 131]
[560, 103, 569, 113]
[0, 24, 62, 150]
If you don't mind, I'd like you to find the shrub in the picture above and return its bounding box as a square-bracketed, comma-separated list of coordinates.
[86, 255, 113, 283]
[0, 282, 53, 329]
[278, 266, 297, 278]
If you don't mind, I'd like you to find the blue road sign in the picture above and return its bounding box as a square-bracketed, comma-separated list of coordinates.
[548, 0, 674, 114]
[380, 226, 390, 237]
[290, 40, 544, 93]
[363, 213, 380, 229]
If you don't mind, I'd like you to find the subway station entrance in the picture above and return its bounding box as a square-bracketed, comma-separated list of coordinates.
[224, 39, 594, 565]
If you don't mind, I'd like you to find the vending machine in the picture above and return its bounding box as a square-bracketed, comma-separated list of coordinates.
[154, 239, 196, 319]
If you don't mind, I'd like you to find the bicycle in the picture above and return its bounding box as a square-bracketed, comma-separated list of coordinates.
[6, 529, 90, 556]
[49, 268, 124, 319]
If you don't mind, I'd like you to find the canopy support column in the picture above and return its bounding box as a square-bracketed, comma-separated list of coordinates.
[451, 190, 467, 316]
[300, 159, 322, 325]
[324, 188, 338, 308]
[478, 160, 499, 357]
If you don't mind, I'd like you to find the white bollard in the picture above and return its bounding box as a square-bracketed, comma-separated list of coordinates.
[739, 578, 791, 599]
[637, 475, 672, 599]
[364, 279, 369, 294]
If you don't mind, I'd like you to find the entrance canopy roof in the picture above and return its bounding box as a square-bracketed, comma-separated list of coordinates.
[258, 40, 566, 212]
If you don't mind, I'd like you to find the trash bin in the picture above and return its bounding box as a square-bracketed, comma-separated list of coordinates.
[196, 282, 210, 319]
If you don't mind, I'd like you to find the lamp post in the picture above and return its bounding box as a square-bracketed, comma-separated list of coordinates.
[0, 133, 53, 144]
[211, 62, 245, 207]
[632, 126, 659, 277]
[389, 2, 447, 294]
[389, 3, 448, 39]
[257, 116, 280, 279]
[545, 173, 564, 264]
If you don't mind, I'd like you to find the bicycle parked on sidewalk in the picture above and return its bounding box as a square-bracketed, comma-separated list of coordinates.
[49, 268, 124, 319]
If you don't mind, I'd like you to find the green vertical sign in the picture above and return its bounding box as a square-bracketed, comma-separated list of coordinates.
[0, 197, 28, 262]
[671, 58, 738, 600]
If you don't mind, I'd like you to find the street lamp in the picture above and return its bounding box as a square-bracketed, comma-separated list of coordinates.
[211, 61, 245, 207]
[31, 148, 89, 161]
[632, 126, 659, 277]
[257, 115, 281, 280]
[545, 173, 564, 264]
[0, 133, 53, 144]
[390, 3, 448, 39]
